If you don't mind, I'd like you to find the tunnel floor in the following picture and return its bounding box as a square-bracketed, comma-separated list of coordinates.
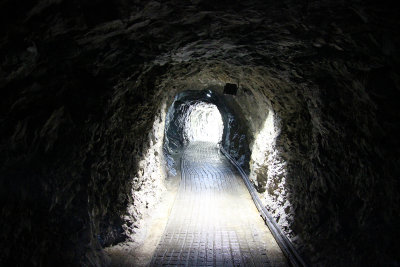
[150, 142, 288, 267]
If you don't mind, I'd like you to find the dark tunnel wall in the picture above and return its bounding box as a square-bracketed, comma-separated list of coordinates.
[1, 0, 400, 266]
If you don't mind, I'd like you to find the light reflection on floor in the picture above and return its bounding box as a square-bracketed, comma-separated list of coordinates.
[150, 142, 287, 267]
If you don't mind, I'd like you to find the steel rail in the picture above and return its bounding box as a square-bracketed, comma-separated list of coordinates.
[220, 147, 308, 267]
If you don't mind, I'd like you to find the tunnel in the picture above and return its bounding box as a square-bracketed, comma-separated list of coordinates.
[163, 89, 251, 170]
[0, 0, 399, 266]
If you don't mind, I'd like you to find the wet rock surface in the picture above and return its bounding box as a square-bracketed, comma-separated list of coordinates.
[1, 0, 399, 266]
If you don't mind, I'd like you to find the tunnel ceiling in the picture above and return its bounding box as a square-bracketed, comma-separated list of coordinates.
[1, 0, 400, 266]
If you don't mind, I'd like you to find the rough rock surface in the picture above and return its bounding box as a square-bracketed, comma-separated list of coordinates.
[0, 0, 399, 266]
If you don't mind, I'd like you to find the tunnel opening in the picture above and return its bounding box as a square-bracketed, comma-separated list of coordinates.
[183, 102, 223, 145]
[163, 89, 252, 177]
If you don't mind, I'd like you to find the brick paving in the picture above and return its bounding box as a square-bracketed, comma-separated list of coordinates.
[150, 142, 288, 267]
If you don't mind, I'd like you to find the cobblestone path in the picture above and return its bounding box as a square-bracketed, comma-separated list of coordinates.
[150, 142, 288, 267]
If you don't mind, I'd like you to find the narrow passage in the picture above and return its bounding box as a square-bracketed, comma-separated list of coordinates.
[151, 142, 288, 266]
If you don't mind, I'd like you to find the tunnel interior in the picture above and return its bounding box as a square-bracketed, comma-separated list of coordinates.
[163, 89, 251, 173]
[1, 0, 400, 266]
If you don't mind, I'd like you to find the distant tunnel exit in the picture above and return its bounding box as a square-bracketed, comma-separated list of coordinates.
[183, 102, 223, 144]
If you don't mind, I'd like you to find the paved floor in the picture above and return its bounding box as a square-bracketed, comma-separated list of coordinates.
[150, 142, 288, 267]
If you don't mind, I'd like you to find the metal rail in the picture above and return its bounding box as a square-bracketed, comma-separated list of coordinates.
[220, 147, 308, 267]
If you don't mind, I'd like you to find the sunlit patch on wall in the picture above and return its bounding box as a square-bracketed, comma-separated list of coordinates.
[249, 109, 292, 235]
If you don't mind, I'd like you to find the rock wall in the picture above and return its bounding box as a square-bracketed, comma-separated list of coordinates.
[123, 103, 167, 243]
[1, 0, 399, 266]
[248, 109, 293, 238]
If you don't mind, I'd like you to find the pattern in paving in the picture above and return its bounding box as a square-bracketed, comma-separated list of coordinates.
[150, 142, 288, 267]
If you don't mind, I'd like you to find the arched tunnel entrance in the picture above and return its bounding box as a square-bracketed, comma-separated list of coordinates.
[182, 101, 223, 144]
[164, 90, 224, 153]
[164, 89, 252, 173]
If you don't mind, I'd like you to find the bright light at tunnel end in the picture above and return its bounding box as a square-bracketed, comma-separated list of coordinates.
[184, 102, 223, 144]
